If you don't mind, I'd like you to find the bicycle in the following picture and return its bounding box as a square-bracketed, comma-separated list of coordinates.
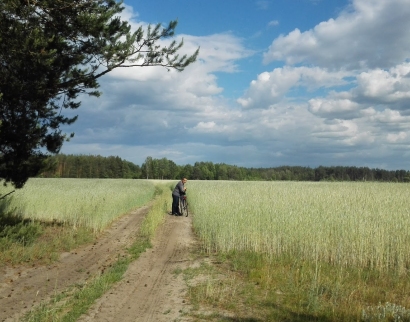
[179, 194, 188, 217]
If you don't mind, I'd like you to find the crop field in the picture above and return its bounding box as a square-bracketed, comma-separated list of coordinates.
[0, 178, 156, 232]
[2, 179, 410, 320]
[188, 181, 410, 274]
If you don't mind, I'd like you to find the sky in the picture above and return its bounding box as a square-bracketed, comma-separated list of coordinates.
[60, 0, 410, 170]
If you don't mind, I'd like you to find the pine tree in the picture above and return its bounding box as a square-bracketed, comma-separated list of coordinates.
[0, 0, 198, 188]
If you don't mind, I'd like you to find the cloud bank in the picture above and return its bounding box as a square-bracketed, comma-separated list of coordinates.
[61, 0, 410, 170]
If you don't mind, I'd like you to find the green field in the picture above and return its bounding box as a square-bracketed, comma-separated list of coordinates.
[188, 181, 410, 273]
[186, 180, 410, 321]
[1, 178, 156, 232]
[2, 179, 410, 320]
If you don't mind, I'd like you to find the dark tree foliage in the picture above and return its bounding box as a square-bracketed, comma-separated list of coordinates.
[40, 154, 141, 179]
[0, 0, 198, 188]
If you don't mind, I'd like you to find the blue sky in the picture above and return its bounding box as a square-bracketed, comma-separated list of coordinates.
[60, 0, 410, 170]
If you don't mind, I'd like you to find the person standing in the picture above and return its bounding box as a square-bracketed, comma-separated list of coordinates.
[172, 177, 187, 216]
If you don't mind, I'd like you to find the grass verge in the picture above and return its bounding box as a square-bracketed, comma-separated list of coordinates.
[21, 183, 171, 322]
[184, 250, 410, 321]
[0, 215, 95, 265]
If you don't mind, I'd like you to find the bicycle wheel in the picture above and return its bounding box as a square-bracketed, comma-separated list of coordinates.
[184, 198, 188, 217]
[179, 196, 188, 217]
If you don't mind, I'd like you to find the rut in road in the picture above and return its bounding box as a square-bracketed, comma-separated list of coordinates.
[78, 214, 196, 322]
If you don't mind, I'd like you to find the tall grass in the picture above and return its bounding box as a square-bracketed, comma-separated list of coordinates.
[188, 181, 410, 274]
[0, 178, 156, 232]
[139, 182, 173, 239]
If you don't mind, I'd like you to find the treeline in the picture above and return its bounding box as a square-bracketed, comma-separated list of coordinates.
[39, 154, 410, 182]
[41, 154, 410, 182]
[40, 154, 142, 179]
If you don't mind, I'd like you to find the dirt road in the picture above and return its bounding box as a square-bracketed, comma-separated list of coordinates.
[0, 207, 197, 322]
[78, 213, 196, 322]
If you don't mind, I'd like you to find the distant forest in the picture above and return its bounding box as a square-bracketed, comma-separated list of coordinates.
[38, 154, 410, 182]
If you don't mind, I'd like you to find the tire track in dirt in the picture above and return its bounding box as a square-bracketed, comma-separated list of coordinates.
[77, 214, 196, 322]
[0, 206, 150, 322]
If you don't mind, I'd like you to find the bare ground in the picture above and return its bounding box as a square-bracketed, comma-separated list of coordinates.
[0, 206, 198, 322]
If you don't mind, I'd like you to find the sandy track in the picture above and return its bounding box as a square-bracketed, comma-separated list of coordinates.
[78, 214, 195, 322]
[0, 206, 150, 321]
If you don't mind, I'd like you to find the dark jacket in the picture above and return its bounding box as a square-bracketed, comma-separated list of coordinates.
[172, 180, 185, 197]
